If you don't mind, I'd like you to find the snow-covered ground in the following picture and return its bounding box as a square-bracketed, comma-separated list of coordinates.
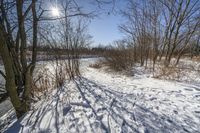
[1, 58, 200, 133]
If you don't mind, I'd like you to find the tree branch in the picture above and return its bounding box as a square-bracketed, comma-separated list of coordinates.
[38, 13, 94, 21]
[0, 70, 6, 79]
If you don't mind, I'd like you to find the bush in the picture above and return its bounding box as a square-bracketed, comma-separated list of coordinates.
[104, 48, 134, 71]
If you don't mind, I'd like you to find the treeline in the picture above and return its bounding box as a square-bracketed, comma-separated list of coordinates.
[27, 45, 105, 56]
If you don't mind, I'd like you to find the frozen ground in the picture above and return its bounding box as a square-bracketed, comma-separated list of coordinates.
[1, 58, 200, 133]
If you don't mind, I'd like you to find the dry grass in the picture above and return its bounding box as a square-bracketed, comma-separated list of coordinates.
[31, 61, 68, 100]
[192, 56, 200, 61]
[154, 66, 182, 80]
[89, 63, 102, 69]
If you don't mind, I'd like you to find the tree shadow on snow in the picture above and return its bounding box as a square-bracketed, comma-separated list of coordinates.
[5, 88, 71, 133]
[5, 77, 199, 133]
[74, 77, 199, 133]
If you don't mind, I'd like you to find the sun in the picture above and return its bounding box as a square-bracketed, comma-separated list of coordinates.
[51, 7, 60, 17]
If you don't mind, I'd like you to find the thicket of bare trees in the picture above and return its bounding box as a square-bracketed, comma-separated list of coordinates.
[105, 0, 199, 71]
[0, 0, 40, 118]
[0, 0, 96, 118]
[41, 1, 92, 80]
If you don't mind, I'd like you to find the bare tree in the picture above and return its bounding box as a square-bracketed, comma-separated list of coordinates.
[120, 0, 157, 67]
[0, 0, 40, 118]
[120, 0, 200, 69]
[0, 0, 94, 118]
[159, 0, 200, 66]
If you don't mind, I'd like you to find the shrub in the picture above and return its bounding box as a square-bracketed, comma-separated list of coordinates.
[104, 48, 134, 71]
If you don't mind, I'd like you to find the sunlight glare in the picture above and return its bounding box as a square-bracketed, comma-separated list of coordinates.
[51, 7, 59, 17]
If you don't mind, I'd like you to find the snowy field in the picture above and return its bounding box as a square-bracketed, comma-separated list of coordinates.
[1, 58, 200, 133]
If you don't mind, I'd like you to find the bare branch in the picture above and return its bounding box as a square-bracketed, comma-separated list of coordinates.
[0, 70, 6, 79]
[39, 13, 94, 21]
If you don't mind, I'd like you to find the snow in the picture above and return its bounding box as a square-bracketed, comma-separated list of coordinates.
[1, 58, 200, 133]
[0, 65, 5, 95]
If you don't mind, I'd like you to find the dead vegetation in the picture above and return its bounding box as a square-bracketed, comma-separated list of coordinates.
[89, 63, 102, 69]
[153, 66, 182, 80]
[104, 41, 135, 71]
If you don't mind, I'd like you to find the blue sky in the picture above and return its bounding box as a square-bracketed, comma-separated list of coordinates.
[89, 12, 124, 46]
[78, 0, 127, 46]
[89, 0, 128, 46]
[47, 0, 127, 46]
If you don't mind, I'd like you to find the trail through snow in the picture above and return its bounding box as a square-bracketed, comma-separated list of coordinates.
[3, 59, 200, 133]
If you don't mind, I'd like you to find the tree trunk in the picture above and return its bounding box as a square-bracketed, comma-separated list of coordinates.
[0, 29, 26, 118]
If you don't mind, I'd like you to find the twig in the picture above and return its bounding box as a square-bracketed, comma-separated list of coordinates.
[0, 70, 6, 79]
